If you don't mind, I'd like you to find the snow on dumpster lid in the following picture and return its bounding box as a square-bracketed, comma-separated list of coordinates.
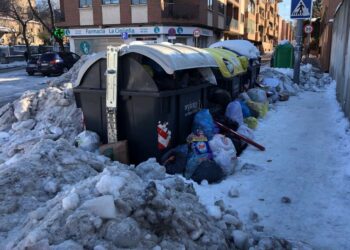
[119, 43, 218, 74]
[209, 40, 260, 59]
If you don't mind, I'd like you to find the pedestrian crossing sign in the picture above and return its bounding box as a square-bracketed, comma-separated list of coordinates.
[290, 0, 312, 19]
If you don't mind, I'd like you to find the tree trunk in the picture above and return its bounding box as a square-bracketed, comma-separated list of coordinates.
[22, 23, 31, 59]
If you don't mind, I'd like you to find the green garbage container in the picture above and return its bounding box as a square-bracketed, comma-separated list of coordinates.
[272, 43, 294, 68]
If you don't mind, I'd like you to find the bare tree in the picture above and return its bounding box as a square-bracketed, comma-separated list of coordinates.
[27, 0, 64, 51]
[0, 0, 34, 57]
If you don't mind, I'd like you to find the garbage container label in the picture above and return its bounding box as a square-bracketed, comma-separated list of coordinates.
[184, 100, 201, 117]
[157, 122, 172, 150]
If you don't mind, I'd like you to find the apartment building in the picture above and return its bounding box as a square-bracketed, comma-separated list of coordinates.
[319, 0, 342, 72]
[0, 0, 44, 46]
[224, 0, 245, 39]
[58, 0, 229, 55]
[278, 18, 293, 42]
[243, 0, 281, 53]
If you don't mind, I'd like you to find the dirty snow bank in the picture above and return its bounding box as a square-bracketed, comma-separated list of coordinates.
[0, 85, 84, 164]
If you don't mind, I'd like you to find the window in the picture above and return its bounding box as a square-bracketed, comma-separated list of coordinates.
[80, 0, 92, 7]
[102, 0, 119, 4]
[218, 2, 225, 15]
[208, 0, 213, 10]
[131, 0, 147, 4]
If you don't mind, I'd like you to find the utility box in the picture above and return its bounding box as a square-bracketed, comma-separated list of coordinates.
[74, 44, 218, 164]
[272, 43, 294, 68]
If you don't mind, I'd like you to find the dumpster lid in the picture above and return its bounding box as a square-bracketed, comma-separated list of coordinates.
[205, 48, 245, 78]
[119, 43, 218, 74]
[209, 40, 260, 59]
[74, 51, 106, 88]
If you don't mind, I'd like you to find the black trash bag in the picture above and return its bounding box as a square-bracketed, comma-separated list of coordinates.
[208, 88, 232, 108]
[191, 160, 225, 184]
[226, 134, 248, 156]
[160, 145, 188, 175]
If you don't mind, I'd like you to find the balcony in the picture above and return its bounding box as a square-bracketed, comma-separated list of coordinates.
[255, 32, 263, 41]
[226, 17, 239, 31]
[161, 3, 199, 20]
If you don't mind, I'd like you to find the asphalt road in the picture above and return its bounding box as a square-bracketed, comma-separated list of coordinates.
[0, 69, 55, 107]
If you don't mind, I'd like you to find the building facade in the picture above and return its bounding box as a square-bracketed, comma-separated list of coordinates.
[242, 0, 281, 53]
[0, 0, 44, 46]
[58, 0, 282, 55]
[58, 0, 229, 55]
[0, 17, 44, 46]
[319, 0, 342, 72]
[278, 18, 293, 42]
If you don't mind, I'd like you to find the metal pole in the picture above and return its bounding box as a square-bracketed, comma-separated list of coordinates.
[293, 19, 303, 84]
[306, 18, 312, 59]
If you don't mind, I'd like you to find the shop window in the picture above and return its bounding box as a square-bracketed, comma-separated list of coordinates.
[102, 0, 119, 4]
[80, 0, 92, 7]
[131, 0, 147, 4]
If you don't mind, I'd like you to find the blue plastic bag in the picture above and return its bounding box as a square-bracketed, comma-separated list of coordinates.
[239, 100, 251, 118]
[192, 109, 218, 140]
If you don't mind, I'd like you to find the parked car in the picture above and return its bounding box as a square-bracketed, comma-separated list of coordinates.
[37, 52, 80, 76]
[26, 55, 40, 76]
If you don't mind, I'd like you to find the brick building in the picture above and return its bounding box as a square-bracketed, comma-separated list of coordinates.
[58, 0, 229, 55]
[319, 0, 342, 72]
[243, 0, 281, 53]
[278, 18, 293, 42]
[58, 0, 282, 55]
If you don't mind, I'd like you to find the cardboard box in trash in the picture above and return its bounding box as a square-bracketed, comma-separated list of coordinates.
[99, 140, 129, 164]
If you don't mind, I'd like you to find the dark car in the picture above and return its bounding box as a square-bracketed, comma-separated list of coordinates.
[26, 55, 40, 76]
[37, 52, 80, 76]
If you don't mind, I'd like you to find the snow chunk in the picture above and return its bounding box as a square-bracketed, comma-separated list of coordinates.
[206, 205, 222, 219]
[232, 230, 249, 249]
[62, 192, 80, 210]
[81, 195, 118, 219]
[135, 158, 166, 181]
[95, 174, 125, 198]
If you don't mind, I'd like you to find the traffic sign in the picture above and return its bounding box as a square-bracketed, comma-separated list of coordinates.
[121, 32, 128, 40]
[304, 24, 313, 34]
[290, 0, 313, 19]
[168, 28, 176, 40]
[193, 28, 201, 38]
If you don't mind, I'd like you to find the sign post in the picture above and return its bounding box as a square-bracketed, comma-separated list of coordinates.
[290, 0, 313, 84]
[167, 28, 176, 44]
[193, 28, 200, 48]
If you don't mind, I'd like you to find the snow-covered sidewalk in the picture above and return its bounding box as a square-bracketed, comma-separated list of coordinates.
[196, 82, 350, 249]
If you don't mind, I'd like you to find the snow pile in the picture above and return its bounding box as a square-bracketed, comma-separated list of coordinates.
[49, 55, 93, 87]
[2, 152, 310, 250]
[210, 40, 260, 58]
[0, 85, 84, 164]
[259, 64, 333, 96]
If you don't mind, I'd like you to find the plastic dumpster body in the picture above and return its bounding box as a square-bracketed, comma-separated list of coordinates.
[74, 44, 218, 164]
[204, 48, 246, 99]
[272, 43, 294, 68]
[210, 40, 261, 89]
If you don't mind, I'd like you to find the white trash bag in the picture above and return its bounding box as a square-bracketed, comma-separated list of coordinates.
[225, 101, 244, 126]
[237, 125, 254, 140]
[247, 88, 268, 103]
[74, 130, 100, 152]
[209, 134, 238, 176]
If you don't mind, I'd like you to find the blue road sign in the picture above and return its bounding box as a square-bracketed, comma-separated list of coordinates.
[290, 0, 312, 19]
[121, 32, 128, 40]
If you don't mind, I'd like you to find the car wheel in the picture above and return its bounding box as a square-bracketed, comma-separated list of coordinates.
[27, 71, 34, 76]
[43, 73, 50, 77]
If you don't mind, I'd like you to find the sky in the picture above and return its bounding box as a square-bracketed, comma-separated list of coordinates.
[278, 0, 292, 21]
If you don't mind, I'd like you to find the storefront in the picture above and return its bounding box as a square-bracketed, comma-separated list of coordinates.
[64, 26, 215, 55]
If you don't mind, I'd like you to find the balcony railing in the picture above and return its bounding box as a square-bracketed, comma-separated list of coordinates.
[226, 17, 239, 30]
[161, 3, 199, 20]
